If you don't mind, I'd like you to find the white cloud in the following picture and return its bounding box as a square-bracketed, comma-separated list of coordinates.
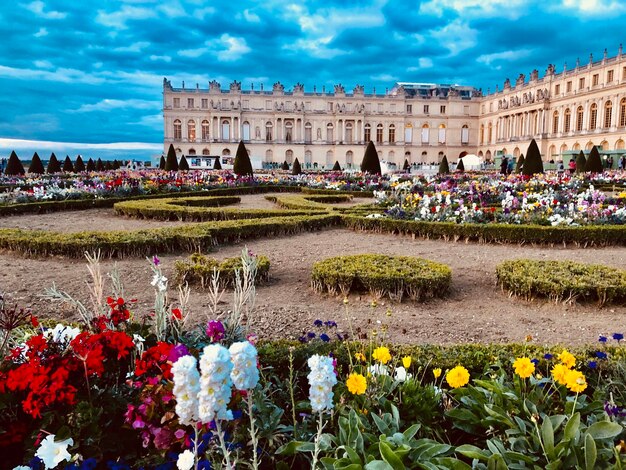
[23, 1, 67, 19]
[477, 49, 533, 66]
[561, 0, 625, 13]
[419, 58, 434, 68]
[0, 65, 106, 85]
[242, 9, 260, 22]
[33, 60, 53, 69]
[150, 54, 172, 62]
[0, 138, 162, 151]
[430, 19, 477, 56]
[371, 73, 398, 82]
[114, 41, 150, 53]
[95, 6, 156, 29]
[192, 6, 215, 19]
[34, 27, 48, 37]
[71, 99, 157, 113]
[137, 114, 163, 128]
[283, 37, 345, 59]
[419, 0, 526, 19]
[178, 47, 207, 58]
[216, 34, 251, 61]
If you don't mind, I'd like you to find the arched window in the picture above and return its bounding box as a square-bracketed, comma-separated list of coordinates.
[221, 119, 230, 141]
[421, 124, 429, 144]
[202, 148, 210, 155]
[376, 124, 383, 143]
[285, 149, 293, 164]
[222, 148, 231, 156]
[285, 121, 293, 143]
[461, 124, 469, 144]
[265, 149, 273, 162]
[564, 109, 571, 133]
[600, 140, 609, 151]
[188, 148, 196, 156]
[201, 120, 210, 141]
[304, 150, 312, 164]
[404, 124, 412, 143]
[576, 106, 584, 132]
[388, 124, 395, 144]
[620, 98, 626, 127]
[589, 103, 598, 130]
[326, 123, 334, 143]
[438, 124, 446, 144]
[585, 141, 594, 151]
[552, 111, 559, 134]
[548, 145, 556, 157]
[364, 123, 371, 142]
[174, 119, 182, 140]
[388, 151, 395, 162]
[242, 121, 251, 141]
[615, 139, 625, 150]
[479, 124, 484, 145]
[265, 122, 273, 142]
[304, 122, 312, 143]
[345, 122, 354, 143]
[560, 144, 568, 155]
[345, 150, 353, 167]
[604, 101, 613, 128]
[488, 122, 493, 143]
[326, 150, 334, 166]
[573, 142, 581, 151]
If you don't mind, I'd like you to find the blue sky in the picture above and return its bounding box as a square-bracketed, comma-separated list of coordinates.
[1, 0, 625, 159]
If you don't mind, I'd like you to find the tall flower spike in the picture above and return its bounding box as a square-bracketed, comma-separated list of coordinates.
[307, 354, 337, 413]
[229, 341, 259, 391]
[172, 355, 200, 425]
[198, 344, 233, 423]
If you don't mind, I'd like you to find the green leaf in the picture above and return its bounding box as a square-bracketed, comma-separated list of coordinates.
[364, 460, 394, 470]
[584, 433, 597, 470]
[541, 416, 555, 460]
[372, 413, 391, 436]
[563, 412, 580, 442]
[586, 421, 623, 440]
[403, 423, 421, 441]
[379, 441, 405, 470]
[456, 444, 489, 461]
[275, 440, 315, 455]
[486, 454, 508, 470]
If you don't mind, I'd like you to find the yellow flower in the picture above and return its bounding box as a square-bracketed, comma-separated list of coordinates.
[513, 357, 535, 379]
[372, 346, 391, 364]
[565, 369, 587, 393]
[346, 373, 367, 395]
[433, 368, 442, 379]
[402, 356, 412, 369]
[354, 352, 366, 362]
[558, 349, 576, 369]
[551, 363, 570, 386]
[446, 366, 470, 389]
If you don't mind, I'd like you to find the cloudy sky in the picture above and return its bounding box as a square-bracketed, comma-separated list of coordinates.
[1, 0, 625, 157]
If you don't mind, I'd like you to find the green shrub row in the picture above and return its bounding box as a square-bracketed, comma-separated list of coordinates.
[300, 187, 374, 197]
[114, 196, 324, 221]
[311, 254, 451, 301]
[265, 194, 353, 210]
[342, 215, 626, 246]
[496, 259, 626, 306]
[174, 252, 271, 287]
[0, 214, 342, 258]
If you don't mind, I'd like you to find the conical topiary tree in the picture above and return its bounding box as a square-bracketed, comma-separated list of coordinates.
[75, 156, 85, 172]
[438, 155, 450, 175]
[332, 160, 341, 171]
[5, 151, 25, 175]
[292, 157, 302, 175]
[96, 158, 104, 172]
[281, 160, 289, 171]
[456, 158, 465, 172]
[233, 141, 253, 176]
[360, 141, 381, 174]
[213, 156, 222, 170]
[86, 158, 95, 172]
[522, 139, 544, 176]
[106, 161, 114, 170]
[63, 155, 74, 172]
[47, 152, 61, 173]
[159, 156, 166, 170]
[179, 155, 190, 171]
[165, 144, 179, 171]
[28, 152, 45, 174]
[403, 159, 410, 171]
[575, 150, 587, 173]
[584, 146, 603, 173]
[515, 154, 525, 173]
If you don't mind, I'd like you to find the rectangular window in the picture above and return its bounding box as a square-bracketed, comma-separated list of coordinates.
[566, 81, 572, 92]
[305, 101, 311, 111]
[406, 104, 412, 114]
[173, 98, 180, 108]
[461, 127, 469, 144]
[201, 98, 208, 109]
[378, 103, 384, 112]
[607, 70, 614, 82]
[404, 126, 412, 143]
[188, 98, 194, 108]
[555, 84, 560, 95]
[423, 105, 429, 114]
[376, 126, 383, 143]
[463, 105, 469, 115]
[328, 102, 334, 111]
[440, 105, 446, 114]
[579, 77, 585, 89]
[592, 74, 599, 86]
[364, 126, 371, 142]
[265, 100, 271, 110]
[390, 103, 396, 112]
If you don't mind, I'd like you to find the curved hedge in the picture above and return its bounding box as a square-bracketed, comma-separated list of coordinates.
[265, 194, 353, 210]
[311, 254, 451, 301]
[496, 259, 626, 306]
[175, 253, 270, 287]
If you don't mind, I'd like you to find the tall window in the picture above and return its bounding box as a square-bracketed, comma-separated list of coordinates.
[592, 74, 599, 87]
[187, 119, 196, 141]
[406, 104, 412, 114]
[173, 98, 180, 108]
[479, 124, 484, 145]
[461, 125, 469, 144]
[242, 121, 250, 141]
[345, 122, 353, 143]
[326, 123, 334, 143]
[604, 101, 613, 128]
[388, 124, 395, 144]
[285, 149, 293, 164]
[285, 122, 293, 143]
[376, 124, 383, 143]
[404, 125, 412, 143]
[552, 111, 559, 134]
[576, 106, 584, 132]
[188, 98, 194, 108]
[201, 98, 208, 109]
[421, 124, 429, 144]
[488, 123, 492, 143]
[589, 103, 598, 130]
[608, 70, 614, 82]
[438, 124, 446, 144]
[173, 119, 182, 140]
[346, 151, 353, 167]
[304, 122, 312, 143]
[265, 122, 273, 142]
[201, 120, 209, 140]
[364, 124, 371, 142]
[620, 98, 626, 127]
[564, 108, 571, 133]
[221, 120, 230, 141]
[440, 105, 446, 114]
[579, 77, 585, 89]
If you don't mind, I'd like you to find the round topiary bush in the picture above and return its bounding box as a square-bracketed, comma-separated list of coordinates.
[496, 259, 626, 306]
[311, 254, 451, 302]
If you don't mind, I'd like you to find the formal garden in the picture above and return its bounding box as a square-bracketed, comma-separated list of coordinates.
[2, 140, 626, 469]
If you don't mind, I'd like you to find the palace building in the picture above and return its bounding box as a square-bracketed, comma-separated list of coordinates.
[162, 46, 626, 168]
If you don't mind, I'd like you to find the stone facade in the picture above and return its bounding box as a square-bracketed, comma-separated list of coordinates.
[163, 47, 626, 166]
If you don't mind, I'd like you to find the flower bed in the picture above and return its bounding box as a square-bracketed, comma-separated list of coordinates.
[311, 254, 451, 301]
[174, 252, 271, 287]
[496, 259, 626, 306]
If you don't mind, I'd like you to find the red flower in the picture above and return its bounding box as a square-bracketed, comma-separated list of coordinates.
[171, 308, 182, 320]
[30, 315, 39, 328]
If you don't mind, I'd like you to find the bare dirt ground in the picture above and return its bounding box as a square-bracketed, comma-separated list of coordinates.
[1, 193, 625, 346]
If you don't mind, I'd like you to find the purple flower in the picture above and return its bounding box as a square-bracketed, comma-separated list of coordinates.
[599, 335, 608, 343]
[307, 332, 316, 339]
[206, 320, 225, 342]
[152, 255, 160, 266]
[168, 343, 190, 362]
[588, 361, 598, 369]
[313, 319, 323, 327]
[604, 402, 626, 418]
[324, 320, 338, 328]
[612, 333, 624, 342]
[320, 333, 330, 342]
[544, 353, 553, 360]
[596, 351, 608, 360]
[298, 336, 307, 343]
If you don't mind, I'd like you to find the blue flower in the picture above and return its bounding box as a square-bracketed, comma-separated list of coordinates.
[198, 460, 212, 470]
[544, 353, 553, 360]
[313, 319, 323, 327]
[588, 361, 598, 369]
[324, 320, 337, 328]
[232, 409, 243, 420]
[596, 351, 608, 360]
[320, 333, 330, 342]
[531, 358, 539, 365]
[599, 335, 608, 343]
[612, 333, 624, 341]
[307, 332, 316, 339]
[81, 459, 98, 470]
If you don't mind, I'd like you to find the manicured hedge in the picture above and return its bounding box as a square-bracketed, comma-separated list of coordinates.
[175, 252, 270, 287]
[0, 214, 342, 258]
[300, 187, 374, 197]
[496, 259, 626, 306]
[311, 254, 451, 301]
[265, 194, 353, 210]
[342, 215, 626, 246]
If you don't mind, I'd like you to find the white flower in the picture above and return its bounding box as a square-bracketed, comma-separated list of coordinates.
[307, 354, 336, 413]
[13, 466, 31, 470]
[151, 272, 168, 292]
[177, 449, 195, 470]
[368, 364, 389, 376]
[229, 341, 259, 390]
[44, 324, 81, 345]
[394, 366, 413, 382]
[198, 344, 233, 423]
[172, 355, 201, 425]
[35, 435, 73, 470]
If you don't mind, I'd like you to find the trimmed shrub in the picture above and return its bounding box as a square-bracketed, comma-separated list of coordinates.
[403, 159, 410, 171]
[233, 141, 253, 176]
[332, 161, 342, 171]
[438, 155, 450, 174]
[47, 153, 61, 174]
[174, 253, 270, 288]
[105, 161, 113, 171]
[96, 158, 104, 172]
[311, 254, 451, 301]
[496, 259, 626, 306]
[292, 157, 302, 175]
[5, 151, 25, 175]
[281, 161, 289, 171]
[576, 151, 587, 173]
[522, 138, 544, 176]
[165, 144, 179, 171]
[179, 155, 190, 171]
[360, 141, 381, 175]
[585, 146, 603, 173]
[28, 152, 45, 174]
[456, 158, 465, 172]
[515, 154, 524, 173]
[266, 194, 352, 210]
[74, 156, 86, 172]
[159, 155, 166, 170]
[62, 156, 74, 173]
[213, 156, 222, 170]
